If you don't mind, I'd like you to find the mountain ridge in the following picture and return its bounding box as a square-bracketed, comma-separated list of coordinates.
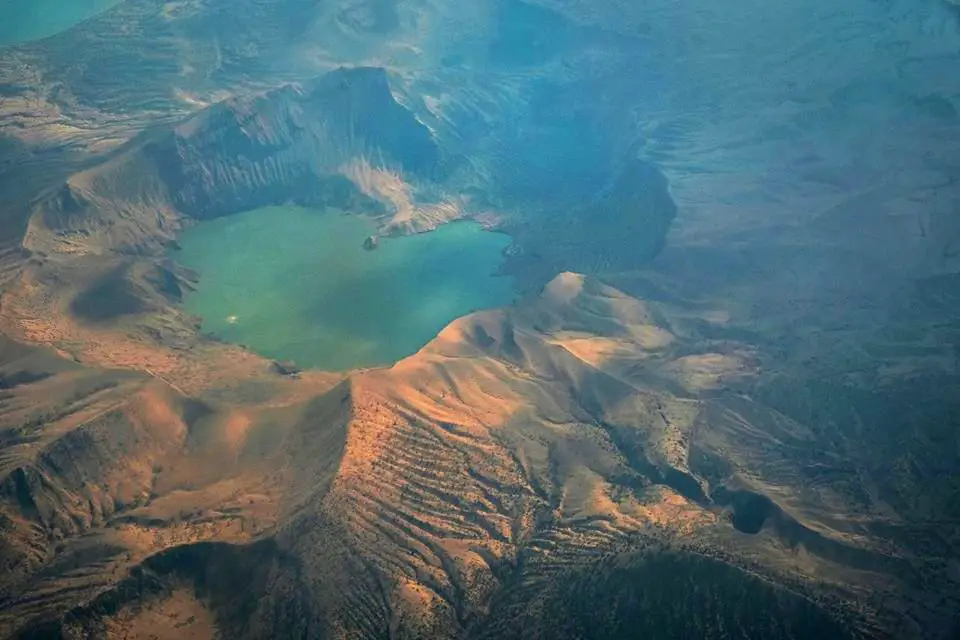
[0, 0, 958, 637]
[0, 270, 943, 637]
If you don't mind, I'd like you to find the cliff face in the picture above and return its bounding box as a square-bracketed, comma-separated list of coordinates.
[25, 66, 441, 255]
[0, 276, 886, 638]
[0, 0, 959, 638]
[6, 272, 950, 638]
[155, 67, 441, 220]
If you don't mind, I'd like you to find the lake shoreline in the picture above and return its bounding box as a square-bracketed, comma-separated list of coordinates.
[174, 206, 517, 372]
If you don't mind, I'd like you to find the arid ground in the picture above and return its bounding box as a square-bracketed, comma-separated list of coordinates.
[1, 0, 959, 637]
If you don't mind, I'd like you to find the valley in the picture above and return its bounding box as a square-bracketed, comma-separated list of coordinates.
[0, 0, 958, 638]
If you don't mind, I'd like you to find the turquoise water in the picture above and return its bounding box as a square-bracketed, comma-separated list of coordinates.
[175, 206, 515, 371]
[0, 0, 121, 44]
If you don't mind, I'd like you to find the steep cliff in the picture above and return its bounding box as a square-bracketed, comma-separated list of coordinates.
[0, 0, 958, 637]
[3, 275, 903, 638]
[24, 66, 441, 257]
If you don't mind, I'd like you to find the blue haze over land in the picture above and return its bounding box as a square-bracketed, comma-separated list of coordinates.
[1, 0, 960, 636]
[0, 0, 121, 44]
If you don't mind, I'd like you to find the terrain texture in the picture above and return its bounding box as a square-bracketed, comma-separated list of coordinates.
[1, 0, 960, 638]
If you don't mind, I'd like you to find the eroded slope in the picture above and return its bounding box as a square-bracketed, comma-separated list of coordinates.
[3, 274, 946, 638]
[0, 0, 958, 638]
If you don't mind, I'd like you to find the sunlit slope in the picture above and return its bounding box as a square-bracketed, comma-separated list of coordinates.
[0, 337, 347, 637]
[4, 273, 924, 637]
[0, 0, 957, 637]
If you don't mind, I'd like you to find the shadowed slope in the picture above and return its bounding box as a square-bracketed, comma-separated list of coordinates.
[25, 66, 440, 258]
[2, 272, 954, 637]
[0, 274, 887, 638]
[0, 337, 349, 638]
[0, 0, 958, 637]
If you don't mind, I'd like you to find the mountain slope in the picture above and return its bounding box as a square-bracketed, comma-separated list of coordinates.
[2, 273, 947, 637]
[0, 0, 958, 637]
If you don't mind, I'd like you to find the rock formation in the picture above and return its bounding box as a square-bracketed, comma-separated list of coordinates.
[0, 0, 958, 637]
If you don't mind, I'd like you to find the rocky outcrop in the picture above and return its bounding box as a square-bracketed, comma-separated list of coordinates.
[1, 0, 959, 637]
[270, 360, 302, 376]
[6, 272, 931, 638]
[152, 66, 442, 220]
[26, 66, 442, 256]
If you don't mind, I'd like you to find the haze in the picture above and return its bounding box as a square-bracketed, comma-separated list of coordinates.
[0, 0, 958, 638]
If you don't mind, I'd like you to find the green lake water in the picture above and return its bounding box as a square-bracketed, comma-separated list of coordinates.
[175, 206, 516, 371]
[0, 0, 121, 44]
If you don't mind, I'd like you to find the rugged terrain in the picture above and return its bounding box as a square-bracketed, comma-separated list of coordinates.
[1, 0, 960, 638]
